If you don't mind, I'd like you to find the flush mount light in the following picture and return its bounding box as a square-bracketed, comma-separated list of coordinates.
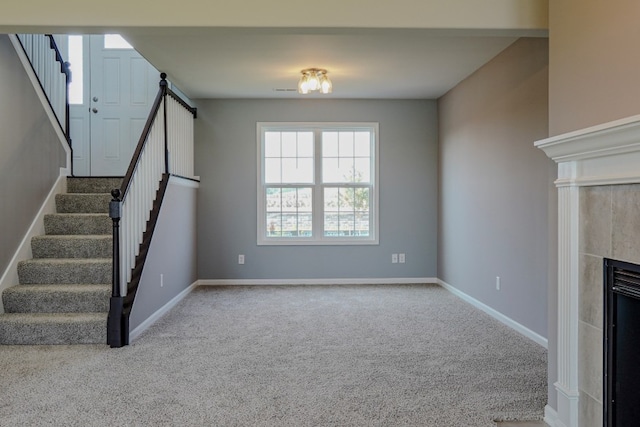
[298, 68, 332, 94]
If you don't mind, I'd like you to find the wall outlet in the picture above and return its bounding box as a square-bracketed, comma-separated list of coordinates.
[399, 253, 406, 264]
[496, 276, 501, 291]
[392, 254, 398, 264]
[160, 273, 164, 288]
[238, 254, 245, 265]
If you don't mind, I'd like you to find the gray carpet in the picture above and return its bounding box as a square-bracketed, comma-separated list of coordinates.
[0, 284, 547, 426]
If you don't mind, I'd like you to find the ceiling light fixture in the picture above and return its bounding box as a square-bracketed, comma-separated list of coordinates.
[298, 68, 332, 94]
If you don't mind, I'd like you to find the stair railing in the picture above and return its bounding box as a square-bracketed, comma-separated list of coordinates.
[14, 34, 72, 153]
[108, 73, 197, 348]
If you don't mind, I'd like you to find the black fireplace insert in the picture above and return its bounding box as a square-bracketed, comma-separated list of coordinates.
[604, 258, 640, 427]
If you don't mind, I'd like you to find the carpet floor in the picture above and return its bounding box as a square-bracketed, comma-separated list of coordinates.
[0, 284, 547, 426]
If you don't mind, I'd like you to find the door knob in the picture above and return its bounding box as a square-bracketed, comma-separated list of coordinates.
[92, 108, 98, 114]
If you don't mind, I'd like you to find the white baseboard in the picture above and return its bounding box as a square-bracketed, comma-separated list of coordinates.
[0, 172, 67, 313]
[129, 280, 199, 342]
[544, 405, 561, 427]
[199, 277, 437, 286]
[437, 279, 548, 348]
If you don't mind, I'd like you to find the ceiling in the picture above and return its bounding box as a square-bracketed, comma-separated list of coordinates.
[120, 27, 543, 100]
[0, 0, 548, 100]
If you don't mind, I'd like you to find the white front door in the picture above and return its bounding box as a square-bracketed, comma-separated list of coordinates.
[69, 35, 160, 177]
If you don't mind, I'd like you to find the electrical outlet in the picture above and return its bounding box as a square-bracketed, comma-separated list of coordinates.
[496, 276, 501, 291]
[399, 253, 406, 264]
[160, 273, 164, 288]
[238, 254, 245, 265]
[392, 254, 398, 264]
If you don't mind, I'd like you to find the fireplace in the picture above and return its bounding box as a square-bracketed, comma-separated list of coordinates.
[536, 114, 640, 427]
[604, 258, 640, 427]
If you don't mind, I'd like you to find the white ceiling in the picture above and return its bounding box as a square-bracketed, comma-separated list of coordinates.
[120, 27, 544, 100]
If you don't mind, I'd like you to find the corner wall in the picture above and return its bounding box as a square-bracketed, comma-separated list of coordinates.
[438, 38, 551, 338]
[194, 99, 438, 281]
[0, 34, 66, 282]
[129, 177, 198, 331]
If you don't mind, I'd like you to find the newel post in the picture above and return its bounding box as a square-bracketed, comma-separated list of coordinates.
[107, 188, 125, 348]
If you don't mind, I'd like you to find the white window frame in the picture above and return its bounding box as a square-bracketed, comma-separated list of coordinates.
[257, 122, 379, 246]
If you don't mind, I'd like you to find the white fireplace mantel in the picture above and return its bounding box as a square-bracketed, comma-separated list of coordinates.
[536, 114, 640, 427]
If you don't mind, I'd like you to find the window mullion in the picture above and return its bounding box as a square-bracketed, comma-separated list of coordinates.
[314, 128, 323, 240]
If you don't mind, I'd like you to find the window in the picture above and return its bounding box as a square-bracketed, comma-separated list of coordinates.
[258, 123, 379, 245]
[104, 34, 133, 50]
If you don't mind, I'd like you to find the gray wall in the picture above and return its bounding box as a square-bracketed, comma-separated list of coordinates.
[0, 34, 67, 277]
[194, 99, 438, 280]
[438, 38, 552, 339]
[130, 177, 198, 330]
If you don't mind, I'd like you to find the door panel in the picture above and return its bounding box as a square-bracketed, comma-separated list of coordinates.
[90, 35, 160, 176]
[67, 35, 159, 176]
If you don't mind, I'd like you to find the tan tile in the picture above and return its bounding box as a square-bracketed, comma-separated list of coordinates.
[612, 184, 640, 263]
[579, 320, 603, 402]
[579, 390, 603, 427]
[580, 186, 612, 257]
[579, 254, 604, 328]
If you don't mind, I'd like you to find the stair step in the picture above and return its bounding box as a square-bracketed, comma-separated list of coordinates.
[55, 193, 112, 214]
[0, 312, 107, 345]
[2, 284, 110, 313]
[67, 177, 123, 194]
[31, 235, 112, 259]
[44, 213, 111, 235]
[18, 258, 111, 285]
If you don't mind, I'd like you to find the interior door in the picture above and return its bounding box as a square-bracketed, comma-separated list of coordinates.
[69, 35, 160, 177]
[89, 35, 160, 176]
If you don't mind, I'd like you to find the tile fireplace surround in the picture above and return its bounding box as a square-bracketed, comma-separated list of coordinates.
[536, 114, 640, 427]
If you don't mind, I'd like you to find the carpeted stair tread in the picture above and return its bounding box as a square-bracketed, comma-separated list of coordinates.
[67, 177, 123, 194]
[44, 213, 111, 235]
[0, 177, 120, 346]
[18, 258, 112, 285]
[55, 193, 112, 214]
[0, 312, 107, 345]
[2, 284, 110, 313]
[31, 235, 112, 259]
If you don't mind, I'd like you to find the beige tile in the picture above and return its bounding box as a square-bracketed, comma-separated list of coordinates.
[579, 390, 603, 427]
[579, 320, 603, 402]
[579, 254, 604, 328]
[612, 184, 640, 263]
[580, 186, 612, 257]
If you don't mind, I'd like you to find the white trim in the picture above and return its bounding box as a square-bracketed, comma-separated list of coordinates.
[0, 171, 68, 313]
[8, 34, 71, 172]
[437, 279, 548, 348]
[200, 277, 436, 286]
[544, 405, 562, 427]
[554, 381, 580, 427]
[129, 280, 199, 342]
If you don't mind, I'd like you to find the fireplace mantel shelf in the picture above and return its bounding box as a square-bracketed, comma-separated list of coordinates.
[536, 114, 640, 187]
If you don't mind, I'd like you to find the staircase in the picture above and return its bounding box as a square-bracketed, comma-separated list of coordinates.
[0, 177, 121, 345]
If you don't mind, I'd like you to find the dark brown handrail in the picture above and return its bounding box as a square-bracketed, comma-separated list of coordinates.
[118, 76, 166, 201]
[109, 72, 196, 347]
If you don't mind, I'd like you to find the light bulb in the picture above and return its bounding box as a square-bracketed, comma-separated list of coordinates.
[307, 71, 320, 91]
[320, 74, 332, 94]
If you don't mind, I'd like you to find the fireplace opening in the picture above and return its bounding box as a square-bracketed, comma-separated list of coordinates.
[604, 258, 640, 427]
